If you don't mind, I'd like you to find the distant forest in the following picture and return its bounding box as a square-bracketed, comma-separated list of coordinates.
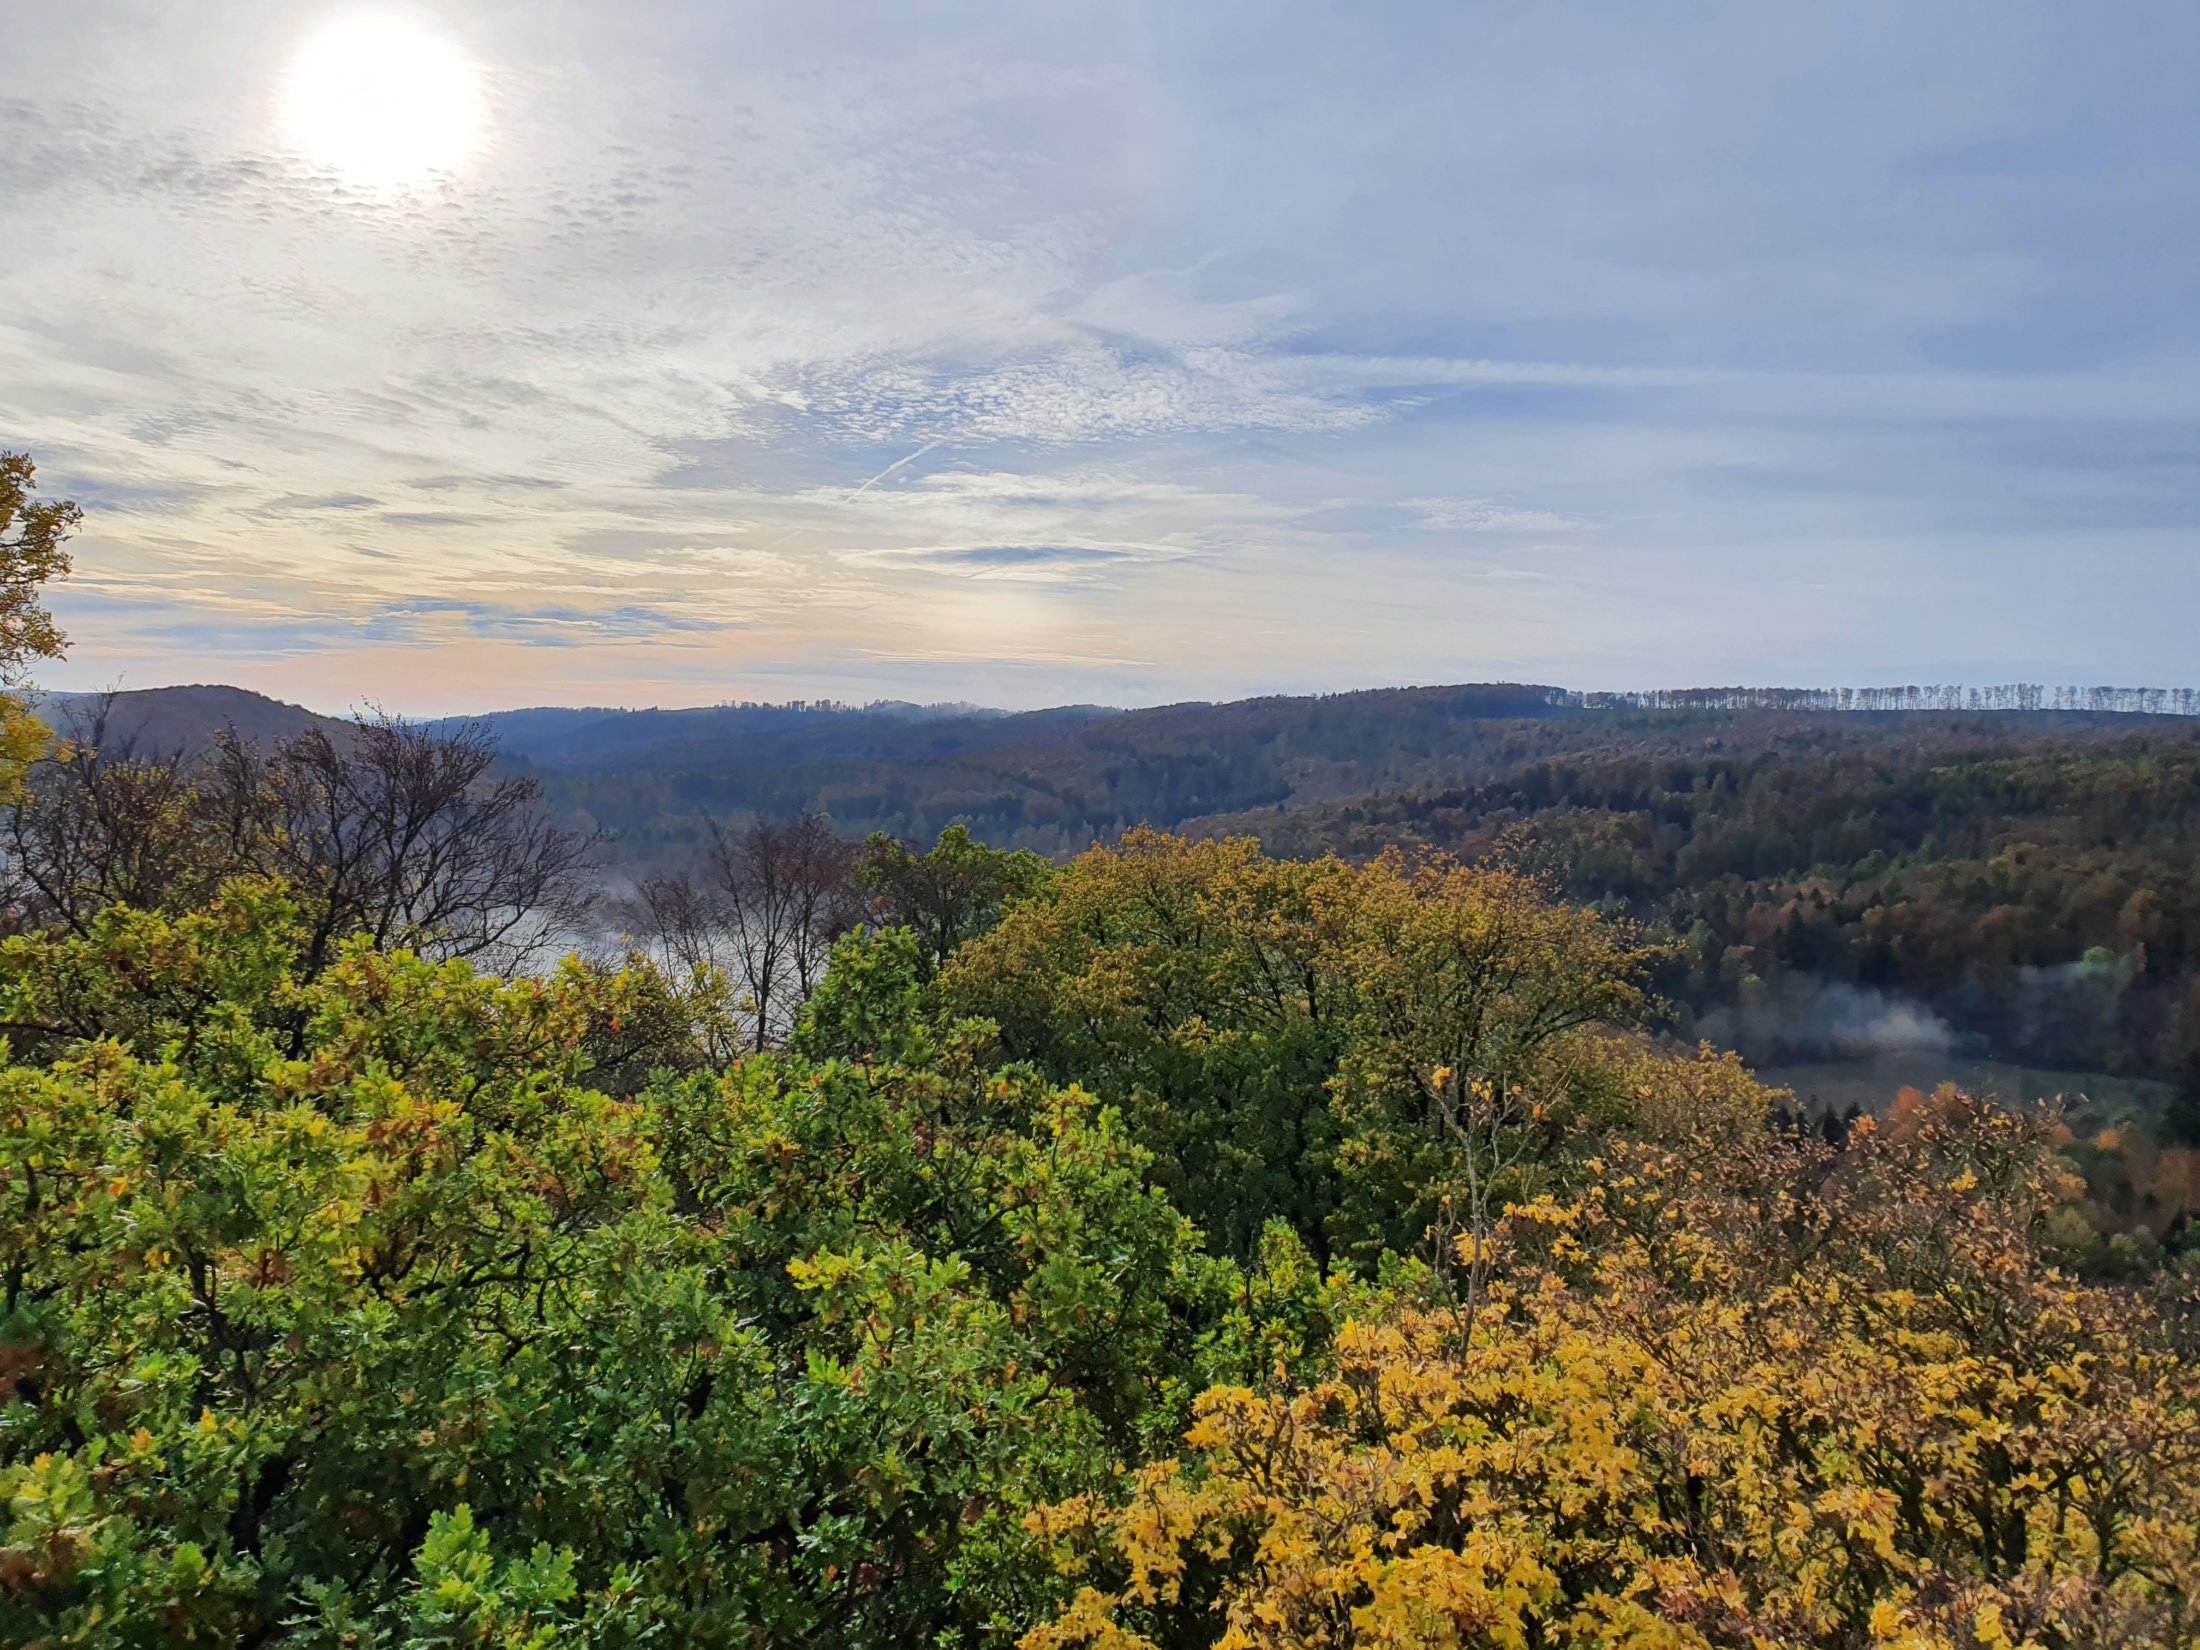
[44, 680, 2200, 1112]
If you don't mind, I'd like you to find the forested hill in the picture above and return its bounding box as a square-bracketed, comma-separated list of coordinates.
[447, 683, 2199, 862]
[484, 681, 1586, 852]
[33, 684, 340, 755]
[39, 679, 2200, 1098]
[479, 686, 2200, 1097]
[1186, 713, 2200, 1098]
[53, 682, 2197, 864]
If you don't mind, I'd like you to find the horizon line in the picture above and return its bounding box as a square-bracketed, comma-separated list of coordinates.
[31, 678, 2200, 724]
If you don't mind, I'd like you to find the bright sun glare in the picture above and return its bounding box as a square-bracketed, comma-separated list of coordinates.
[282, 16, 479, 186]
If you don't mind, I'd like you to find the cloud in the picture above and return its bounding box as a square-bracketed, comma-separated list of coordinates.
[842, 543, 1154, 584]
[4, 0, 2198, 712]
[253, 493, 380, 515]
[1404, 498, 1585, 535]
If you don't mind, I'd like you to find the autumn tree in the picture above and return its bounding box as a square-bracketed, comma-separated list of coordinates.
[944, 831, 1668, 1266]
[1321, 850, 1664, 1267]
[0, 452, 74, 687]
[0, 890, 1210, 1647]
[2, 707, 598, 977]
[2, 812, 2195, 1648]
[0, 452, 78, 802]
[627, 812, 862, 1050]
[941, 830, 1356, 1258]
[207, 715, 599, 973]
[710, 811, 862, 1048]
[856, 822, 1052, 979]
[1025, 1090, 2200, 1650]
[1, 698, 213, 934]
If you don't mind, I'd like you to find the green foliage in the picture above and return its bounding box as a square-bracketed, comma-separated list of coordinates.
[0, 832, 2192, 1649]
[0, 883, 1215, 1645]
[853, 825, 1055, 980]
[940, 832, 1352, 1258]
[943, 831, 1679, 1264]
[789, 925, 931, 1064]
[0, 450, 77, 806]
[398, 1504, 580, 1650]
[0, 452, 75, 689]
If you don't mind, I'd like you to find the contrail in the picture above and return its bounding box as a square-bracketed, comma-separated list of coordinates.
[748, 440, 948, 557]
[853, 438, 943, 494]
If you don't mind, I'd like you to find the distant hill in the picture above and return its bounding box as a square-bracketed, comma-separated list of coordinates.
[32, 685, 343, 757]
[440, 700, 1115, 774]
[486, 683, 2200, 864]
[47, 678, 2200, 862]
[452, 683, 2200, 1105]
[478, 682, 1594, 855]
[16, 678, 2200, 1099]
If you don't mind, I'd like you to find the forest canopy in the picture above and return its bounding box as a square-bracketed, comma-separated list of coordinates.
[3, 830, 2196, 1648]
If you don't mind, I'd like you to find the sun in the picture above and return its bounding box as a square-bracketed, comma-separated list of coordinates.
[281, 16, 480, 187]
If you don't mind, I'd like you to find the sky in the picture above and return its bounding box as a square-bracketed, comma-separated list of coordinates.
[5, 1, 2199, 714]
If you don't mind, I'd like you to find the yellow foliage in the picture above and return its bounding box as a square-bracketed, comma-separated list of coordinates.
[0, 694, 48, 806]
[1023, 1101, 2200, 1650]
